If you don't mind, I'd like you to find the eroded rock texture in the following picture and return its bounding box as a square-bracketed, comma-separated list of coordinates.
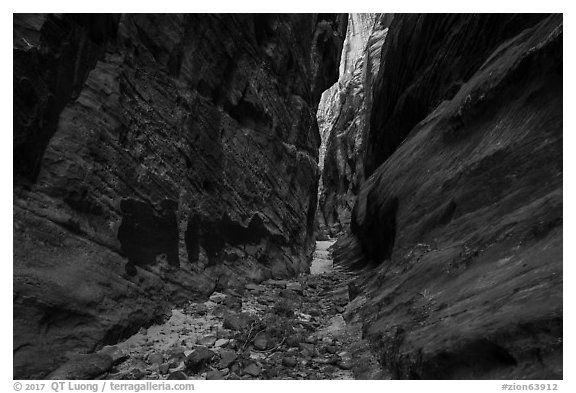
[334, 14, 562, 379]
[13, 13, 346, 379]
[317, 14, 393, 236]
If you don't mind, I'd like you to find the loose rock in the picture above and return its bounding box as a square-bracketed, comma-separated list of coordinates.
[223, 312, 249, 331]
[197, 335, 217, 347]
[245, 284, 265, 292]
[209, 292, 227, 304]
[253, 334, 269, 350]
[242, 363, 262, 377]
[214, 338, 229, 348]
[282, 356, 297, 368]
[148, 352, 163, 365]
[206, 370, 225, 380]
[337, 360, 352, 370]
[286, 282, 303, 293]
[167, 371, 188, 380]
[185, 347, 215, 374]
[217, 350, 237, 369]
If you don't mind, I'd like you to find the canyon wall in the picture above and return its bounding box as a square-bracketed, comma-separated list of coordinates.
[317, 14, 393, 236]
[13, 13, 346, 379]
[334, 14, 562, 379]
[317, 14, 380, 177]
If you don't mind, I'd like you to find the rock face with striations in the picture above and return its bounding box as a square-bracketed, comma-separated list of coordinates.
[317, 14, 381, 179]
[317, 14, 393, 237]
[334, 14, 562, 378]
[13, 13, 346, 379]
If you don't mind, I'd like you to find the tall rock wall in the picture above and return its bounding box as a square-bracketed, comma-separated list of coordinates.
[317, 14, 393, 236]
[13, 13, 346, 379]
[317, 14, 379, 177]
[335, 14, 562, 379]
[338, 13, 380, 81]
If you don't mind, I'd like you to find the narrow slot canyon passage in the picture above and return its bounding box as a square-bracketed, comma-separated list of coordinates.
[83, 16, 385, 380]
[13, 13, 563, 381]
[92, 238, 379, 380]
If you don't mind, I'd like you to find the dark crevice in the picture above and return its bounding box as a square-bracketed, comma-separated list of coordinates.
[117, 198, 180, 267]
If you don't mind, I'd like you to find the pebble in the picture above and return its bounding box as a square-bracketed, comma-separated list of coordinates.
[253, 334, 268, 350]
[264, 367, 280, 378]
[286, 282, 303, 292]
[305, 335, 317, 344]
[148, 352, 163, 365]
[324, 345, 338, 354]
[217, 350, 237, 369]
[299, 343, 316, 357]
[206, 370, 225, 380]
[282, 356, 297, 368]
[185, 347, 215, 373]
[124, 369, 145, 380]
[224, 296, 242, 310]
[259, 295, 276, 304]
[197, 335, 217, 347]
[168, 353, 186, 368]
[264, 279, 288, 288]
[286, 335, 301, 347]
[224, 288, 242, 298]
[337, 360, 352, 370]
[167, 371, 188, 380]
[216, 328, 232, 339]
[209, 292, 227, 304]
[214, 338, 229, 348]
[245, 283, 265, 292]
[194, 303, 208, 315]
[223, 312, 249, 331]
[242, 363, 262, 377]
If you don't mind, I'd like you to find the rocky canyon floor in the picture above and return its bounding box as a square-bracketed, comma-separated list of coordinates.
[67, 241, 382, 380]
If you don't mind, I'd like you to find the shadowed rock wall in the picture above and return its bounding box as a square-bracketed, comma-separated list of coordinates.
[334, 14, 562, 379]
[13, 13, 346, 378]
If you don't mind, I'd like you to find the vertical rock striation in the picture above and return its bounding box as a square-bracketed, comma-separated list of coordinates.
[13, 13, 346, 379]
[334, 14, 562, 379]
[317, 14, 393, 236]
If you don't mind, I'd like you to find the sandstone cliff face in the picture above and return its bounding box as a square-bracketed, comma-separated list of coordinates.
[13, 13, 346, 379]
[317, 14, 393, 236]
[335, 14, 562, 378]
[317, 14, 379, 177]
[338, 13, 380, 81]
